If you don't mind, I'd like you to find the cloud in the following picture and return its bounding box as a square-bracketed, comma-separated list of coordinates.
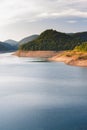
[0, 0, 87, 26]
[67, 20, 78, 24]
[0, 0, 86, 42]
[37, 9, 87, 19]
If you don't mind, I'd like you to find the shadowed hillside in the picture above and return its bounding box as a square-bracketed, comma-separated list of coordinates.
[0, 41, 17, 52]
[72, 32, 87, 42]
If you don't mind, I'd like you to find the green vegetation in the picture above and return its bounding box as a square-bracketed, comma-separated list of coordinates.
[72, 32, 87, 42]
[74, 42, 87, 52]
[20, 29, 82, 51]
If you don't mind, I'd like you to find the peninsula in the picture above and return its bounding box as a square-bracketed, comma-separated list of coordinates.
[14, 29, 87, 67]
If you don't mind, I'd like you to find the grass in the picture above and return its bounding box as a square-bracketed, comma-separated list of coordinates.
[59, 50, 87, 60]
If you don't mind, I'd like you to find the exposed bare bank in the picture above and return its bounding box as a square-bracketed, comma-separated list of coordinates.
[49, 51, 87, 67]
[14, 50, 87, 67]
[14, 50, 57, 58]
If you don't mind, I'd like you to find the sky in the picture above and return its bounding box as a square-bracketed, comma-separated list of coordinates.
[0, 0, 87, 41]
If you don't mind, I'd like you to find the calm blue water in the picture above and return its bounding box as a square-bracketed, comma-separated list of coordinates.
[0, 53, 87, 130]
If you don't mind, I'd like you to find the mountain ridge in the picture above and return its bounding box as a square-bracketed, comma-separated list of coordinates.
[1, 30, 87, 52]
[19, 35, 39, 45]
[20, 29, 85, 51]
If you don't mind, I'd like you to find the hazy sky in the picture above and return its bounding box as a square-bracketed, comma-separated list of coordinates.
[0, 0, 87, 41]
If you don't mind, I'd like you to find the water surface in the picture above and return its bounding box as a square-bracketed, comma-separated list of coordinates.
[0, 53, 87, 130]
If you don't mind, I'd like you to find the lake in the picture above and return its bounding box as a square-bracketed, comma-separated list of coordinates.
[0, 53, 87, 130]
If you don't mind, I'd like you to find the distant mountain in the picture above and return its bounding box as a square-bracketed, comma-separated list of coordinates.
[4, 39, 18, 49]
[3, 35, 39, 50]
[0, 41, 16, 51]
[19, 35, 39, 45]
[20, 29, 81, 51]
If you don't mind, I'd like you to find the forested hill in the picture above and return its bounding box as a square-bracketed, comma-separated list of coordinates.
[72, 32, 87, 42]
[20, 29, 83, 51]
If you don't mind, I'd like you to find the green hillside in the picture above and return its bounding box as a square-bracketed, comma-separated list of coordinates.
[74, 42, 87, 52]
[20, 29, 81, 51]
[72, 32, 87, 42]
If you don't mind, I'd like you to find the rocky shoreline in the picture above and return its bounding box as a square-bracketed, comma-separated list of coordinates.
[14, 50, 87, 67]
[49, 51, 87, 67]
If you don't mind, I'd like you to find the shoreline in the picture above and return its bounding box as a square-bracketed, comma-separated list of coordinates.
[14, 50, 87, 67]
[49, 51, 87, 67]
[14, 50, 58, 58]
